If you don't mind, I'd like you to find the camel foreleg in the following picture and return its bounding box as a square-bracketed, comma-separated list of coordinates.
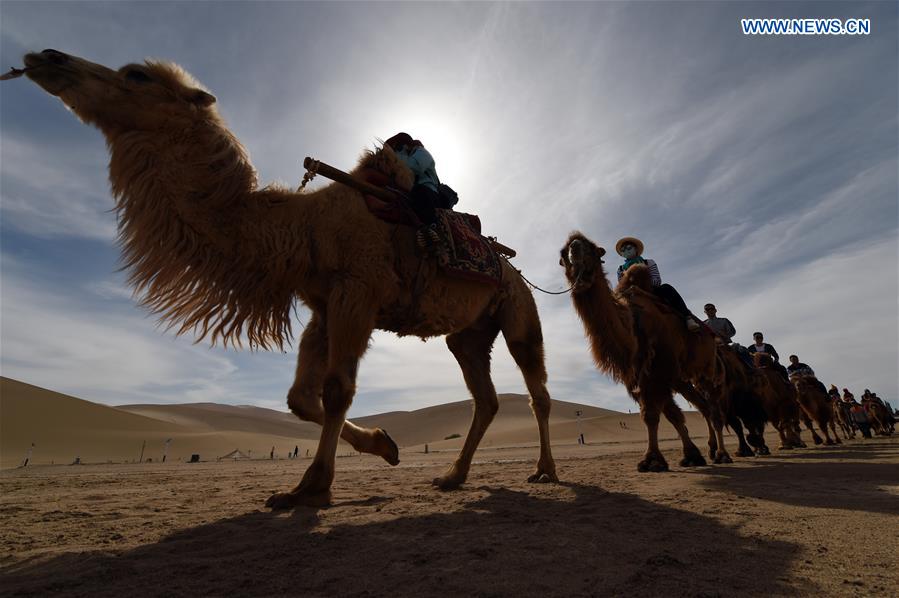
[695, 382, 733, 464]
[673, 382, 717, 461]
[285, 312, 399, 466]
[800, 411, 824, 445]
[661, 398, 706, 467]
[267, 289, 376, 509]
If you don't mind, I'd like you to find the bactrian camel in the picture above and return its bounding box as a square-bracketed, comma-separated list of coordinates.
[701, 348, 770, 459]
[559, 232, 735, 470]
[791, 375, 839, 446]
[751, 354, 805, 449]
[19, 49, 557, 507]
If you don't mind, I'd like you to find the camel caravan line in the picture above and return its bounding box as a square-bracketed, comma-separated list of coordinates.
[7, 51, 893, 507]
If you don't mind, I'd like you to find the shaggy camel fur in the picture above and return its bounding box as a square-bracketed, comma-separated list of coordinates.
[22, 49, 557, 507]
[559, 233, 732, 470]
[791, 376, 839, 445]
[751, 354, 806, 449]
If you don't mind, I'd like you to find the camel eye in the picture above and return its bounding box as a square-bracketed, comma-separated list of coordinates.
[125, 70, 152, 83]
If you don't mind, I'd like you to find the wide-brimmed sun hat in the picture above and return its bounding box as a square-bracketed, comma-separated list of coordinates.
[615, 236, 644, 256]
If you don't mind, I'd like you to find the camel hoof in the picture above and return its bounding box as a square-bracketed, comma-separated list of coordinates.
[756, 446, 771, 456]
[824, 439, 836, 446]
[679, 455, 707, 467]
[637, 459, 669, 473]
[778, 445, 792, 451]
[714, 453, 733, 464]
[377, 428, 400, 466]
[432, 471, 466, 491]
[265, 489, 331, 510]
[813, 436, 824, 445]
[527, 471, 559, 484]
[736, 448, 755, 458]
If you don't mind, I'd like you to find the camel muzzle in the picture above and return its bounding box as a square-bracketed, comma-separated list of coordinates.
[567, 241, 584, 267]
[1, 50, 65, 81]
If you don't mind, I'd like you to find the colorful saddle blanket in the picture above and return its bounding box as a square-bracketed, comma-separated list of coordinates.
[358, 169, 502, 287]
[433, 211, 503, 287]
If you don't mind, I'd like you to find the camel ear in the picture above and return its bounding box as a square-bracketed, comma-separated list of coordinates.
[190, 90, 216, 107]
[597, 246, 606, 257]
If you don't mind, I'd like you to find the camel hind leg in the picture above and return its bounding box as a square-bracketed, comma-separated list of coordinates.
[285, 312, 398, 465]
[504, 332, 558, 484]
[436, 325, 502, 490]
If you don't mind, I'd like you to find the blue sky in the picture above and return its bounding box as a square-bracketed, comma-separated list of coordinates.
[1, 1, 896, 416]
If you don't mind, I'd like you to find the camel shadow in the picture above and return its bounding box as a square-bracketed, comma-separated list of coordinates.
[1, 483, 804, 597]
[766, 440, 895, 462]
[694, 446, 899, 515]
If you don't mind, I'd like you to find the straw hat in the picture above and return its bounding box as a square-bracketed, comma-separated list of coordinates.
[615, 236, 644, 256]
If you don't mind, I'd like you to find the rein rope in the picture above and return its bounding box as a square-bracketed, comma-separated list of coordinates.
[499, 254, 575, 296]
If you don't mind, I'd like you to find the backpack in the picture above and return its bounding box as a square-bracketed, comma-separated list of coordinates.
[437, 183, 459, 209]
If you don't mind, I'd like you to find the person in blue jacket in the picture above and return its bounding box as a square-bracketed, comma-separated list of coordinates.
[384, 132, 443, 248]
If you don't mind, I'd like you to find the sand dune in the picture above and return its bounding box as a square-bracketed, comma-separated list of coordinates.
[1, 377, 706, 469]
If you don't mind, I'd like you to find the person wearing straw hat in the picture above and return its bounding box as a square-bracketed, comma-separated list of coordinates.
[615, 236, 700, 331]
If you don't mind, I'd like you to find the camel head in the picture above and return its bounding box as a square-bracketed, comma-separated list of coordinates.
[560, 232, 606, 291]
[22, 49, 217, 135]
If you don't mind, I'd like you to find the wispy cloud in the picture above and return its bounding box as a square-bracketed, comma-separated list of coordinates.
[1, 134, 115, 240]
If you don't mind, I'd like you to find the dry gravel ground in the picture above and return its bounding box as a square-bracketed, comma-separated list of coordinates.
[1, 436, 897, 597]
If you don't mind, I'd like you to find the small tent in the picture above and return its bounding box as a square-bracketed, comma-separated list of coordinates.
[217, 449, 250, 461]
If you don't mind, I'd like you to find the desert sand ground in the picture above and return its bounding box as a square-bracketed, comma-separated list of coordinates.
[2, 434, 897, 597]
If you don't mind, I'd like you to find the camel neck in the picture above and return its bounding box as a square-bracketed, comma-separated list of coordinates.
[103, 123, 312, 350]
[571, 267, 637, 385]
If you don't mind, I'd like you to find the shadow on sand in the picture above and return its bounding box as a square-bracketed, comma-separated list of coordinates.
[695, 440, 899, 515]
[1, 482, 804, 597]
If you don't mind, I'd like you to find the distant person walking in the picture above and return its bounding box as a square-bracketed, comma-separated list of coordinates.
[21, 442, 35, 468]
[270, 446, 275, 460]
[293, 445, 299, 459]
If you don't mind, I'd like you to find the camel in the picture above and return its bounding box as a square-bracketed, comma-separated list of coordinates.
[862, 398, 893, 436]
[831, 389, 856, 440]
[791, 375, 839, 445]
[711, 348, 771, 458]
[19, 49, 558, 507]
[750, 354, 805, 450]
[559, 232, 736, 470]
